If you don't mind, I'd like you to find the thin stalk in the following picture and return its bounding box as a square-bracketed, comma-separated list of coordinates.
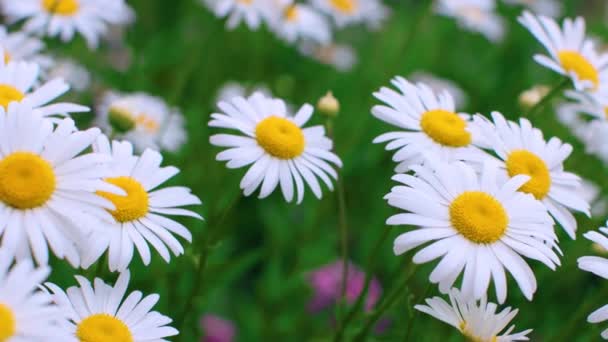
[333, 225, 392, 341]
[353, 265, 416, 342]
[524, 78, 570, 117]
[174, 193, 241, 339]
[403, 282, 432, 341]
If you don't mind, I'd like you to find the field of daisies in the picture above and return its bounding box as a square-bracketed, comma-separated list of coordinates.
[6, 0, 608, 341]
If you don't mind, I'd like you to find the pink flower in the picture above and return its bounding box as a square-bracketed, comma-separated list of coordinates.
[307, 260, 382, 313]
[200, 314, 235, 342]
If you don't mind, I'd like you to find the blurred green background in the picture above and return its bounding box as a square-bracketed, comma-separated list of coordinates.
[38, 0, 608, 340]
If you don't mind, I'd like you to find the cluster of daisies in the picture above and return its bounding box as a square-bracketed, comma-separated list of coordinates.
[0, 1, 205, 341]
[367, 10, 608, 342]
[436, 0, 561, 42]
[202, 0, 390, 72]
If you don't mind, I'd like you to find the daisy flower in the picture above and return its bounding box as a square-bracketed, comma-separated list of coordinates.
[578, 227, 608, 340]
[385, 159, 559, 303]
[555, 100, 591, 142]
[209, 92, 342, 203]
[503, 0, 561, 17]
[202, 0, 269, 30]
[46, 57, 91, 92]
[310, 0, 385, 28]
[519, 11, 608, 92]
[298, 42, 357, 72]
[416, 288, 532, 342]
[45, 270, 179, 342]
[584, 119, 608, 164]
[410, 72, 468, 109]
[0, 102, 120, 267]
[80, 135, 202, 272]
[372, 77, 489, 172]
[2, 0, 134, 49]
[474, 111, 590, 238]
[562, 90, 608, 121]
[0, 26, 51, 67]
[0, 60, 89, 119]
[0, 250, 69, 341]
[96, 91, 187, 153]
[435, 0, 506, 43]
[270, 0, 331, 44]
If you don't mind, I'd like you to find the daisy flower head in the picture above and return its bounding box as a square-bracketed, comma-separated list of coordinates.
[45, 270, 179, 342]
[416, 288, 532, 342]
[0, 102, 121, 267]
[209, 92, 342, 204]
[2, 0, 134, 49]
[372, 76, 489, 173]
[269, 0, 331, 44]
[504, 0, 561, 17]
[583, 119, 608, 164]
[80, 135, 202, 272]
[578, 227, 608, 339]
[385, 158, 560, 303]
[96, 91, 187, 153]
[435, 0, 506, 43]
[0, 250, 70, 341]
[47, 58, 91, 92]
[519, 11, 608, 92]
[410, 72, 468, 108]
[203, 0, 270, 30]
[0, 59, 89, 119]
[0, 26, 51, 67]
[474, 111, 590, 238]
[298, 42, 357, 72]
[310, 0, 384, 28]
[562, 90, 608, 121]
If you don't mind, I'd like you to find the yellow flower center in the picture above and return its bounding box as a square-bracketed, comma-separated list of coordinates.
[0, 303, 16, 341]
[42, 0, 80, 16]
[97, 177, 149, 223]
[450, 191, 508, 244]
[330, 0, 357, 13]
[285, 5, 299, 21]
[460, 322, 498, 342]
[0, 152, 56, 210]
[558, 50, 599, 88]
[135, 114, 159, 133]
[505, 150, 551, 200]
[76, 314, 133, 342]
[0, 84, 24, 110]
[419, 109, 472, 147]
[255, 116, 305, 159]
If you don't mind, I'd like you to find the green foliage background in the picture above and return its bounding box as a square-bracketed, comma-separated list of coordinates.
[39, 0, 608, 340]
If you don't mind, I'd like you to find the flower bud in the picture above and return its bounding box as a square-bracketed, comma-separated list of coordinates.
[519, 85, 550, 109]
[317, 91, 340, 117]
[108, 106, 136, 134]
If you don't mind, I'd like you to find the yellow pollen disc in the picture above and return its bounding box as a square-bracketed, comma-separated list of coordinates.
[76, 314, 133, 342]
[285, 5, 299, 21]
[419, 109, 472, 147]
[0, 152, 56, 210]
[558, 50, 599, 88]
[255, 116, 305, 159]
[42, 0, 80, 16]
[0, 84, 24, 110]
[0, 303, 16, 341]
[505, 150, 551, 200]
[330, 0, 357, 13]
[97, 177, 149, 223]
[135, 114, 160, 133]
[450, 191, 508, 244]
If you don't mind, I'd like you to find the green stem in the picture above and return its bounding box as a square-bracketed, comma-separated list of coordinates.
[387, 0, 434, 77]
[403, 282, 432, 341]
[353, 266, 415, 342]
[333, 226, 392, 341]
[552, 283, 608, 342]
[174, 193, 241, 340]
[524, 78, 570, 117]
[335, 176, 350, 329]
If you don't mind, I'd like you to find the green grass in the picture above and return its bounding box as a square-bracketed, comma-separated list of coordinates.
[42, 0, 608, 340]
